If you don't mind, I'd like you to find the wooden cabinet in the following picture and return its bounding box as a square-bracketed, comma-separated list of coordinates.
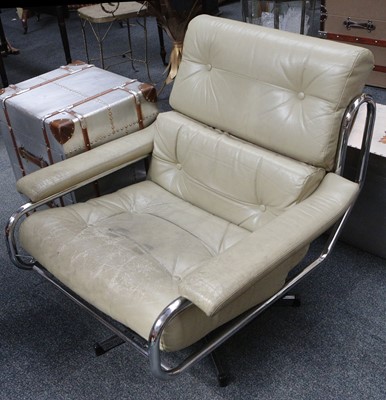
[320, 0, 386, 88]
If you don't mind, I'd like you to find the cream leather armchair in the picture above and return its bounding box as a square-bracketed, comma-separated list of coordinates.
[6, 15, 376, 386]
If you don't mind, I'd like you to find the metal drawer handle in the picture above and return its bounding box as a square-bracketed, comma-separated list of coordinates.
[344, 18, 376, 32]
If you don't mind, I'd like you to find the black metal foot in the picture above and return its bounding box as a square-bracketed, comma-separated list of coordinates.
[204, 335, 230, 387]
[94, 334, 125, 356]
[210, 349, 229, 387]
[277, 294, 301, 307]
[217, 371, 229, 387]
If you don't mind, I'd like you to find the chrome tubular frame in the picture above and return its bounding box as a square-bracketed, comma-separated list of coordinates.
[4, 95, 376, 381]
[335, 93, 376, 184]
[147, 93, 377, 379]
[5, 154, 149, 270]
[6, 201, 37, 270]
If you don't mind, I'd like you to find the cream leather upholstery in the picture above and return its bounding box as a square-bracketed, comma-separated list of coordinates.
[11, 15, 374, 369]
[170, 16, 373, 171]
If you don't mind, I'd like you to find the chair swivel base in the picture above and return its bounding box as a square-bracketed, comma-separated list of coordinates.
[92, 293, 300, 386]
[95, 333, 230, 387]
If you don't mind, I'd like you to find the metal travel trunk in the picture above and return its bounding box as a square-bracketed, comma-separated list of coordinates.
[319, 0, 386, 88]
[0, 62, 158, 205]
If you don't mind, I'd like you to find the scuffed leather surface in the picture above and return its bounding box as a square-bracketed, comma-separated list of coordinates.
[170, 15, 374, 171]
[19, 172, 357, 351]
[19, 180, 251, 348]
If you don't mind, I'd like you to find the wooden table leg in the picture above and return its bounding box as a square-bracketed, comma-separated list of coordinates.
[0, 52, 8, 88]
[55, 6, 72, 64]
[156, 20, 167, 66]
[0, 12, 8, 87]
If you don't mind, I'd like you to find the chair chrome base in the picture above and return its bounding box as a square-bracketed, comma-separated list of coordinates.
[94, 330, 231, 386]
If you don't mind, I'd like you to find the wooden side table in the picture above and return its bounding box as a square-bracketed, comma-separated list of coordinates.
[0, 9, 20, 88]
[78, 2, 152, 81]
[0, 11, 9, 88]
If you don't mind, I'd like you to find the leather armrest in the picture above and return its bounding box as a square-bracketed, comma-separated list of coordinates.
[16, 127, 155, 203]
[178, 173, 359, 317]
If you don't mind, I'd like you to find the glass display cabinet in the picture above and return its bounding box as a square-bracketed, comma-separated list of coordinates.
[241, 0, 321, 36]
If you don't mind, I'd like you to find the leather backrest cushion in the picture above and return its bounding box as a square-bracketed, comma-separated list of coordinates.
[149, 112, 325, 231]
[169, 15, 374, 171]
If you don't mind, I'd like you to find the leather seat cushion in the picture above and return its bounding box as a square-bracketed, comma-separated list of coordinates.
[19, 179, 307, 351]
[19, 180, 249, 340]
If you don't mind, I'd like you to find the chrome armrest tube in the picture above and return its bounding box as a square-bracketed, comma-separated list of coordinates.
[5, 202, 36, 270]
[335, 93, 376, 188]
